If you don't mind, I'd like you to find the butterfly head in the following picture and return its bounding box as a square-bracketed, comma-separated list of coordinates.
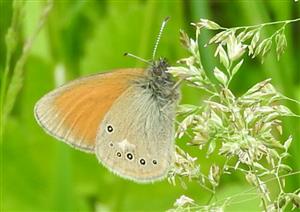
[145, 57, 179, 106]
[124, 17, 179, 104]
[148, 57, 175, 88]
[151, 58, 169, 78]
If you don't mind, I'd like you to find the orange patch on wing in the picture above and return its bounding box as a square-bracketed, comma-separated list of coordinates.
[53, 68, 144, 148]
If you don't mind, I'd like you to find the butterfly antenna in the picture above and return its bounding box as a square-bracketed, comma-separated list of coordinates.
[152, 16, 170, 60]
[124, 52, 151, 65]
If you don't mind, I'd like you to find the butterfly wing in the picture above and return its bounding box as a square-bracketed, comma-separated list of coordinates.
[95, 84, 177, 182]
[34, 68, 144, 153]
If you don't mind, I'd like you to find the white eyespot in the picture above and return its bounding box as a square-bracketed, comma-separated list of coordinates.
[106, 124, 114, 133]
[126, 153, 134, 160]
[152, 160, 157, 165]
[139, 158, 146, 165]
[116, 152, 122, 157]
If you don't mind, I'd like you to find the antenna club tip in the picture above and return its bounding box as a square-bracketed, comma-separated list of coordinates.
[164, 16, 170, 22]
[123, 52, 128, 56]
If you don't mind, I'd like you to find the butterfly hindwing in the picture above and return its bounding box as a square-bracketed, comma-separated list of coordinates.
[95, 84, 176, 182]
[34, 68, 144, 152]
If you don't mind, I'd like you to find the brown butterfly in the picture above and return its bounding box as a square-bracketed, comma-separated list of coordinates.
[34, 17, 180, 183]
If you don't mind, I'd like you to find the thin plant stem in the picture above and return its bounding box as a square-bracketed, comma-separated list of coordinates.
[1, 1, 52, 211]
[3, 0, 53, 121]
[247, 163, 269, 211]
[0, 1, 24, 211]
[0, 0, 24, 141]
[221, 18, 300, 30]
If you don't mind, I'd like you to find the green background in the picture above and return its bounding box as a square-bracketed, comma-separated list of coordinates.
[1, 0, 299, 211]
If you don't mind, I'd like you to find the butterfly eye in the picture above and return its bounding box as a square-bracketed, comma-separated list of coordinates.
[126, 153, 134, 160]
[153, 67, 162, 76]
[116, 152, 122, 157]
[139, 158, 146, 165]
[152, 160, 157, 165]
[106, 125, 114, 133]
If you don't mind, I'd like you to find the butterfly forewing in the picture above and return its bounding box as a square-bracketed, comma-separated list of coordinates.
[34, 68, 144, 152]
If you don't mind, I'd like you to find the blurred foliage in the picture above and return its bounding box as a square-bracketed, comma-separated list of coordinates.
[1, 0, 299, 211]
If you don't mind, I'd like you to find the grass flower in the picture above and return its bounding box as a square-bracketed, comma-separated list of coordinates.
[168, 18, 300, 212]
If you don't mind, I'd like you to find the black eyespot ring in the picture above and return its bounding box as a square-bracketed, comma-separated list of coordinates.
[152, 160, 157, 165]
[107, 125, 113, 133]
[116, 152, 122, 157]
[126, 153, 133, 160]
[139, 158, 146, 165]
[109, 142, 113, 147]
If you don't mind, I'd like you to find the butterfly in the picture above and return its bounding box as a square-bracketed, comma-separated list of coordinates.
[34, 17, 180, 183]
